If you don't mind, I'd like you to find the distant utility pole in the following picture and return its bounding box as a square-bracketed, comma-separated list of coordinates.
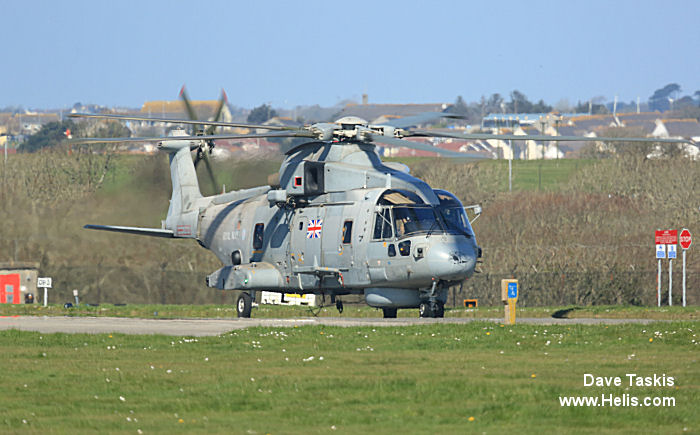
[3, 138, 6, 198]
[508, 139, 512, 192]
[555, 117, 560, 160]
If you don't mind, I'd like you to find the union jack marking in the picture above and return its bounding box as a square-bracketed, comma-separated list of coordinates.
[307, 219, 323, 239]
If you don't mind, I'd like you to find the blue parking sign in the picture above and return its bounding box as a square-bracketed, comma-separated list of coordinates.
[668, 244, 677, 259]
[656, 244, 666, 259]
[508, 282, 518, 299]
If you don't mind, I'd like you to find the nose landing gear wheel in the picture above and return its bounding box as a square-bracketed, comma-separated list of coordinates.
[336, 299, 344, 314]
[237, 292, 252, 318]
[382, 308, 397, 318]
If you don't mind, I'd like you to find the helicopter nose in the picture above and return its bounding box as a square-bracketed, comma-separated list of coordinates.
[425, 238, 477, 281]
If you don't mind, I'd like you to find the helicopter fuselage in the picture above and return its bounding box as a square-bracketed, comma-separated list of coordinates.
[200, 141, 480, 311]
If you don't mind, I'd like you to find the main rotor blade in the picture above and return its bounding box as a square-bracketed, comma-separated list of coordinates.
[179, 85, 200, 132]
[410, 130, 694, 144]
[68, 131, 316, 144]
[206, 89, 228, 136]
[368, 133, 489, 159]
[202, 151, 218, 192]
[68, 113, 295, 131]
[382, 112, 465, 129]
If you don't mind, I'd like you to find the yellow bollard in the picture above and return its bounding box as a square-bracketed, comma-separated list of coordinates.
[501, 279, 518, 324]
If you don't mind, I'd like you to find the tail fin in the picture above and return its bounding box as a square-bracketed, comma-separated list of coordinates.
[162, 139, 202, 238]
[83, 140, 201, 239]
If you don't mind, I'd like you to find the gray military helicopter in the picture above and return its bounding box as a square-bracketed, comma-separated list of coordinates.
[70, 92, 691, 318]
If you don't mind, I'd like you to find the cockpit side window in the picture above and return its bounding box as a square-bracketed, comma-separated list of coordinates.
[372, 208, 393, 240]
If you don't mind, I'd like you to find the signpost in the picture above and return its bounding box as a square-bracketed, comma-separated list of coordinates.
[655, 230, 677, 306]
[679, 229, 692, 307]
[501, 279, 518, 324]
[37, 277, 52, 307]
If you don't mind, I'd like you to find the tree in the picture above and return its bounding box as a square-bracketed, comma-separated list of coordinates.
[19, 120, 77, 152]
[554, 98, 572, 113]
[532, 99, 552, 113]
[504, 90, 552, 114]
[648, 83, 681, 112]
[507, 90, 528, 113]
[448, 96, 469, 116]
[483, 93, 504, 114]
[574, 100, 609, 115]
[247, 104, 278, 123]
[444, 96, 482, 125]
[93, 120, 130, 138]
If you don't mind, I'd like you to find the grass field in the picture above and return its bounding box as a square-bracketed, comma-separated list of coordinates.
[0, 322, 697, 434]
[387, 157, 594, 191]
[0, 303, 698, 321]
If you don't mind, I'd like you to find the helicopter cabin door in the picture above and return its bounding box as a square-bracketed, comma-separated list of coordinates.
[290, 206, 325, 289]
[321, 205, 353, 271]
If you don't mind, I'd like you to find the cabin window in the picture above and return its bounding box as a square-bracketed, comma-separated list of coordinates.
[253, 223, 264, 250]
[398, 240, 411, 256]
[372, 208, 393, 240]
[304, 162, 325, 194]
[342, 220, 353, 244]
[388, 244, 396, 257]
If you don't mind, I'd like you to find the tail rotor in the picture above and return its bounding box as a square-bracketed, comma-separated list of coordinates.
[180, 85, 225, 193]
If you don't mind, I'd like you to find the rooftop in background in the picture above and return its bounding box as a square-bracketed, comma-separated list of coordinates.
[654, 119, 700, 139]
[482, 113, 579, 128]
[139, 100, 232, 122]
[481, 111, 700, 137]
[334, 103, 450, 125]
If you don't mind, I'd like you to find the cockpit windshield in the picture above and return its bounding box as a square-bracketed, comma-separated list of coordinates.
[434, 189, 474, 237]
[438, 206, 473, 236]
[393, 206, 442, 237]
[372, 189, 475, 240]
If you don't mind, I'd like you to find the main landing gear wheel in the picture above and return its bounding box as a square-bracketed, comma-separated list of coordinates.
[382, 308, 398, 318]
[419, 302, 432, 318]
[237, 292, 252, 318]
[434, 301, 445, 318]
[336, 298, 344, 314]
[419, 301, 444, 318]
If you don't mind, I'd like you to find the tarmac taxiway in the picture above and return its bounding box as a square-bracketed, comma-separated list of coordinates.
[0, 315, 669, 336]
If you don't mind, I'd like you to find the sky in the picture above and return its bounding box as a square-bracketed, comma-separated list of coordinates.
[3, 0, 699, 110]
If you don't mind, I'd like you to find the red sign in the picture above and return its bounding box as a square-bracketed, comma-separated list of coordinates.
[680, 229, 692, 250]
[655, 230, 677, 245]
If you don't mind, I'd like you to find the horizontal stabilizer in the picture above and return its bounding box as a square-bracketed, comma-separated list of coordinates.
[84, 224, 174, 238]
